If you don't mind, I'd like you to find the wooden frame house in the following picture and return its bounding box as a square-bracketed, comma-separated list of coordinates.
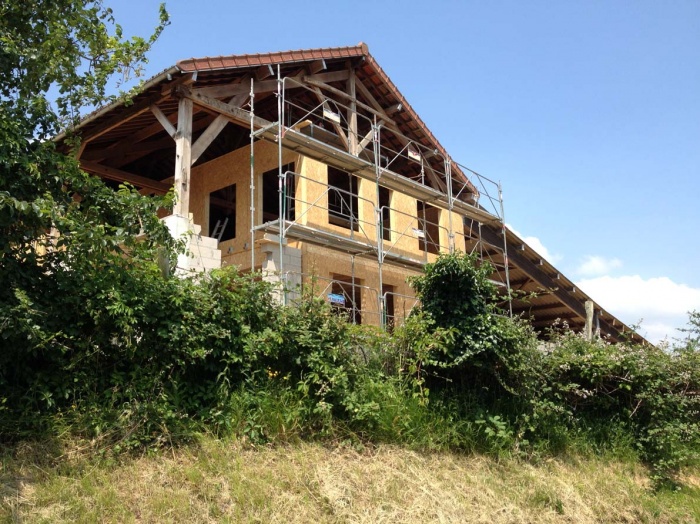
[67, 43, 644, 343]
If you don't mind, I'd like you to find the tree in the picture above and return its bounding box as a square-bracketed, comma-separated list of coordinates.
[0, 1, 172, 436]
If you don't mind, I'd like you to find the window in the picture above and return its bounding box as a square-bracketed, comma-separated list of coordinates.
[379, 186, 391, 241]
[209, 184, 236, 241]
[417, 201, 440, 254]
[330, 275, 362, 324]
[328, 167, 358, 231]
[262, 163, 295, 222]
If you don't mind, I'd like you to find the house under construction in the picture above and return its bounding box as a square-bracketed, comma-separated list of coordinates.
[68, 43, 644, 343]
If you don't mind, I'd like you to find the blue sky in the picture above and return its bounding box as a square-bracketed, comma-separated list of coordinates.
[107, 0, 700, 343]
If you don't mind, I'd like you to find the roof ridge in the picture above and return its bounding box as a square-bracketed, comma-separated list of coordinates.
[177, 42, 369, 72]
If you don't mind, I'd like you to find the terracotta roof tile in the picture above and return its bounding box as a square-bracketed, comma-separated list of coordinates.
[177, 43, 369, 72]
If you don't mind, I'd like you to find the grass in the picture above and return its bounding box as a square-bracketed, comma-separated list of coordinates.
[2, 436, 699, 523]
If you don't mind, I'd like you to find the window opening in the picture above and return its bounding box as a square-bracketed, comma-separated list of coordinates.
[330, 274, 362, 325]
[379, 186, 391, 241]
[262, 163, 295, 222]
[209, 184, 236, 241]
[417, 201, 440, 254]
[328, 166, 359, 231]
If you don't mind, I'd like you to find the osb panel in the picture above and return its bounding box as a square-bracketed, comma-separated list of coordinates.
[190, 140, 298, 257]
[300, 243, 421, 327]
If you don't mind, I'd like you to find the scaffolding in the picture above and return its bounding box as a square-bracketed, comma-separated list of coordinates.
[246, 69, 512, 327]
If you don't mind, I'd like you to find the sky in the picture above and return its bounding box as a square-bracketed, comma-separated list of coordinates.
[105, 0, 700, 344]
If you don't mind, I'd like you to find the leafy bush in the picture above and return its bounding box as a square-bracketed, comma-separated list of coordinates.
[540, 327, 700, 482]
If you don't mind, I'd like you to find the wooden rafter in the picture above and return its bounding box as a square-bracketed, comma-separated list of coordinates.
[81, 93, 165, 145]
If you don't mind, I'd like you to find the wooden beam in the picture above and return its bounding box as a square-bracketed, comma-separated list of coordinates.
[108, 115, 213, 168]
[387, 103, 403, 115]
[256, 64, 274, 81]
[310, 86, 349, 151]
[358, 124, 379, 152]
[191, 91, 250, 164]
[307, 58, 327, 75]
[150, 104, 176, 138]
[480, 224, 628, 341]
[347, 68, 358, 156]
[178, 86, 269, 130]
[159, 73, 195, 96]
[173, 97, 193, 216]
[480, 224, 587, 319]
[304, 77, 394, 124]
[353, 78, 396, 127]
[80, 160, 170, 193]
[192, 70, 348, 100]
[304, 70, 350, 84]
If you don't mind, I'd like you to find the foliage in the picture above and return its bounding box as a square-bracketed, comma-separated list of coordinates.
[539, 329, 700, 482]
[408, 253, 542, 424]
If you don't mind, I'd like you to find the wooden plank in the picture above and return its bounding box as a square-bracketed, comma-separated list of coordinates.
[173, 97, 193, 216]
[80, 160, 170, 193]
[150, 104, 176, 138]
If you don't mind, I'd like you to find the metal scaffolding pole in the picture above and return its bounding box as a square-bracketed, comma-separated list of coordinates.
[249, 78, 255, 271]
[445, 158, 455, 253]
[498, 182, 513, 317]
[373, 118, 386, 329]
[277, 65, 286, 305]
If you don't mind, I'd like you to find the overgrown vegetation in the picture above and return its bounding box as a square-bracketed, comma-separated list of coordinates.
[1, 6, 697, 522]
[2, 248, 698, 486]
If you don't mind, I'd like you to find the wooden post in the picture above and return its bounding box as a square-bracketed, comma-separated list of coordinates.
[584, 300, 594, 341]
[173, 97, 193, 217]
[347, 67, 358, 156]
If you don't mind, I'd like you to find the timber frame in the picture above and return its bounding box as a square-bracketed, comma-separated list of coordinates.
[63, 43, 647, 344]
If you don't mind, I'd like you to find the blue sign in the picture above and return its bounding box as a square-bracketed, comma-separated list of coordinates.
[328, 293, 346, 305]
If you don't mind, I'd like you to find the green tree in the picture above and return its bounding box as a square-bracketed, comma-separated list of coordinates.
[0, 1, 172, 437]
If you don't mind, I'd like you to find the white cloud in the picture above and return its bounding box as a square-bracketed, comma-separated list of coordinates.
[576, 255, 622, 276]
[575, 275, 700, 344]
[506, 225, 562, 264]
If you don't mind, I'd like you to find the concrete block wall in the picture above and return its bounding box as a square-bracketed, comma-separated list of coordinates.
[162, 214, 222, 274]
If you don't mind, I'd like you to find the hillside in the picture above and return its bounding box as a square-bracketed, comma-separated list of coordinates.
[2, 437, 699, 523]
